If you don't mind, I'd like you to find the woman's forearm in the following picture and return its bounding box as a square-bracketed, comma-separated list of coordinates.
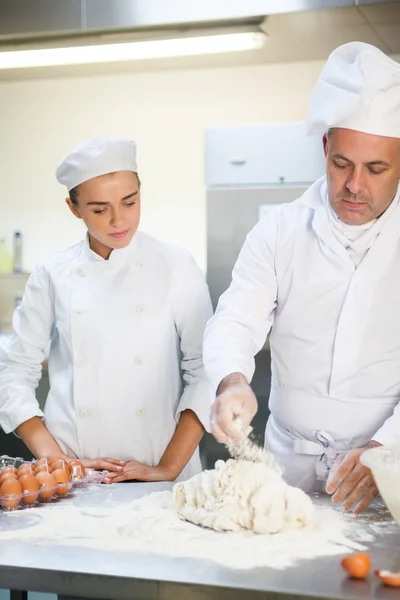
[16, 416, 68, 459]
[158, 409, 204, 479]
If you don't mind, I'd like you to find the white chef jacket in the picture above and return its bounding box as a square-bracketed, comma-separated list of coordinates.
[0, 231, 213, 481]
[204, 176, 400, 491]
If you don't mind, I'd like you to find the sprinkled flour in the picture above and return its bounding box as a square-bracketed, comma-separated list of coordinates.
[0, 487, 391, 570]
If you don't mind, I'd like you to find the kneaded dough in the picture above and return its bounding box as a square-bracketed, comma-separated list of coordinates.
[173, 459, 314, 534]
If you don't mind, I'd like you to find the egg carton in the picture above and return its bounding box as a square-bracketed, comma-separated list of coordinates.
[70, 468, 110, 488]
[0, 482, 75, 511]
[1, 454, 109, 492]
[0, 455, 25, 469]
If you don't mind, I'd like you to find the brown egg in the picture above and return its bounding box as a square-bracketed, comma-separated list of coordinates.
[18, 474, 40, 505]
[35, 471, 56, 502]
[0, 478, 22, 510]
[341, 553, 371, 579]
[1, 466, 17, 474]
[50, 460, 70, 475]
[47, 456, 65, 464]
[68, 460, 85, 480]
[0, 471, 18, 486]
[34, 463, 51, 475]
[34, 458, 49, 466]
[17, 463, 34, 476]
[52, 468, 71, 496]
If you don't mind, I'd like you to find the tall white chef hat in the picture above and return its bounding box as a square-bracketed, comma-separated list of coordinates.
[56, 137, 138, 191]
[307, 42, 400, 139]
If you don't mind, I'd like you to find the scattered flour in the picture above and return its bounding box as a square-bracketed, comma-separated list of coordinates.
[0, 486, 378, 570]
[227, 438, 281, 471]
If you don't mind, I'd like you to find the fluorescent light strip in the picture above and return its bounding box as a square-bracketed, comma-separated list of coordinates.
[0, 32, 266, 69]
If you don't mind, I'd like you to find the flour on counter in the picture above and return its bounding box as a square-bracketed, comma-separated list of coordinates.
[0, 486, 381, 570]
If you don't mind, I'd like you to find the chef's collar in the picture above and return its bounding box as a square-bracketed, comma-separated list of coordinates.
[82, 232, 139, 264]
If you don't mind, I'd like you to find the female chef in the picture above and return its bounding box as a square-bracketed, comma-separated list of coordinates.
[0, 137, 213, 483]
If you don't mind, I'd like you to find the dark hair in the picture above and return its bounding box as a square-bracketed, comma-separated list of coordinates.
[68, 172, 140, 205]
[69, 185, 80, 205]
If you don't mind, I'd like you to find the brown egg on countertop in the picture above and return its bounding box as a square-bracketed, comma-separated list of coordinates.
[35, 471, 57, 502]
[52, 468, 71, 496]
[0, 478, 22, 510]
[18, 474, 40, 505]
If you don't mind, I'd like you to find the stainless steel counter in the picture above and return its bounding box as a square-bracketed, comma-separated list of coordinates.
[0, 482, 400, 600]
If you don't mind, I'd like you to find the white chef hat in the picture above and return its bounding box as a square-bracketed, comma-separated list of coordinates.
[307, 42, 400, 139]
[56, 137, 138, 191]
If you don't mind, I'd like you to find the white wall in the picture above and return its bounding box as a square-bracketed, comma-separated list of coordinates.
[0, 60, 323, 273]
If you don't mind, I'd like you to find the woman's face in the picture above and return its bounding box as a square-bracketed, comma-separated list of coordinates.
[66, 170, 141, 259]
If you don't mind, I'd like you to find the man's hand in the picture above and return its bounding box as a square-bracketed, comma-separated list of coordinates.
[102, 460, 174, 484]
[325, 442, 381, 514]
[211, 373, 258, 444]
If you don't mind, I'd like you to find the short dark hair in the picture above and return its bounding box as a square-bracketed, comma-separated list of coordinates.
[69, 185, 79, 205]
[68, 172, 140, 205]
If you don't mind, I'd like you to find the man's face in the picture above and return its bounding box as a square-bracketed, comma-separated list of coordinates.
[323, 128, 400, 225]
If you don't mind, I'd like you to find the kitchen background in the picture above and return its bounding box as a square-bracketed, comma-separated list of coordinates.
[1, 0, 399, 466]
[0, 1, 399, 598]
[0, 0, 399, 552]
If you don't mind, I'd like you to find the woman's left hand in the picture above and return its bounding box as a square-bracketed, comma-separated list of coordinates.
[102, 460, 175, 483]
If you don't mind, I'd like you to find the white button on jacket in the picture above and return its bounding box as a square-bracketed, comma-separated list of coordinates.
[204, 177, 400, 490]
[0, 231, 213, 481]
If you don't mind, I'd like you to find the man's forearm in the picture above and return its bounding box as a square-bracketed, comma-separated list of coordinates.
[158, 409, 204, 479]
[16, 416, 67, 459]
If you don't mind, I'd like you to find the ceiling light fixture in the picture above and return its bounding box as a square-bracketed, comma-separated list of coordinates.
[0, 32, 267, 70]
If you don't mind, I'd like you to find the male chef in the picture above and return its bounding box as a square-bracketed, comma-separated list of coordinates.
[204, 42, 400, 514]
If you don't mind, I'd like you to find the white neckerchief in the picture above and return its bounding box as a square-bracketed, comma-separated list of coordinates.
[323, 187, 400, 267]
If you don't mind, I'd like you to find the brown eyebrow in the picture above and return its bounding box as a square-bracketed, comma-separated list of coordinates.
[86, 190, 138, 206]
[333, 154, 391, 168]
